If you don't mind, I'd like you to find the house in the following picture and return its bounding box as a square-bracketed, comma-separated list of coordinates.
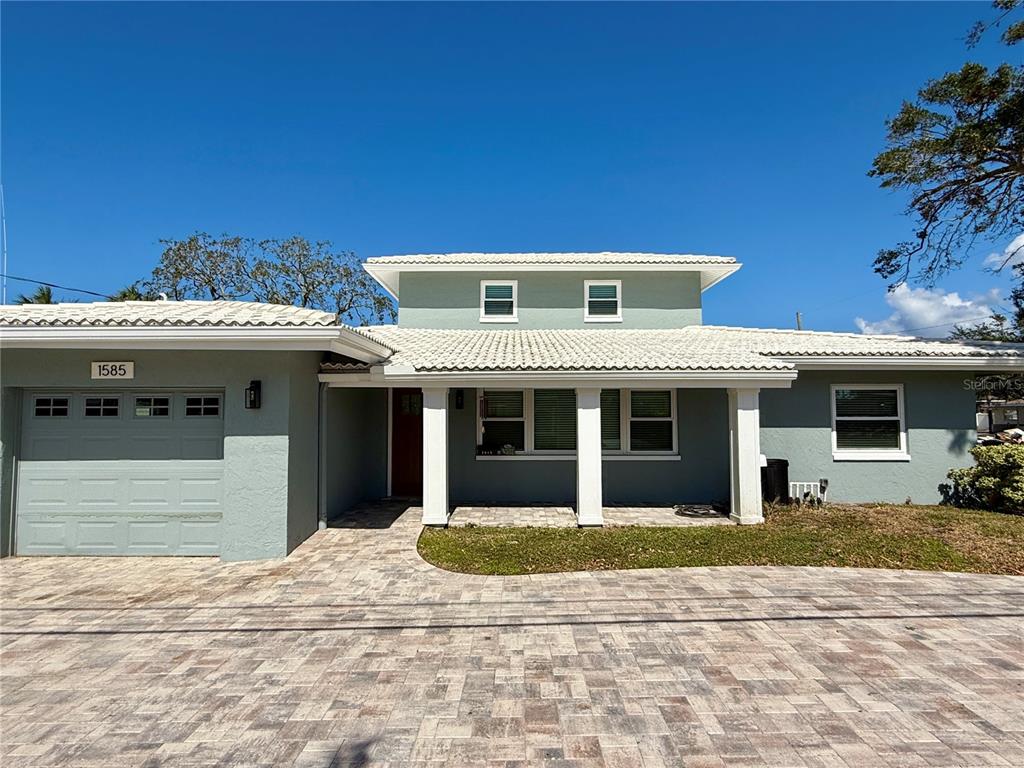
[2, 252, 1022, 561]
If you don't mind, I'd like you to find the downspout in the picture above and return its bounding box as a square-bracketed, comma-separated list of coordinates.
[317, 381, 328, 530]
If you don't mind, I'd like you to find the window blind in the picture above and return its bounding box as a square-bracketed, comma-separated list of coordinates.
[534, 389, 577, 451]
[600, 389, 621, 450]
[483, 283, 515, 316]
[587, 283, 619, 316]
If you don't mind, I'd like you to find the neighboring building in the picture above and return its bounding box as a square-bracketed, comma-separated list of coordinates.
[977, 399, 1024, 433]
[2, 252, 1022, 560]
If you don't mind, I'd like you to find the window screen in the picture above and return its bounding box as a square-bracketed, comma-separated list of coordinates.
[481, 282, 516, 318]
[629, 390, 673, 452]
[833, 388, 902, 451]
[480, 390, 525, 451]
[586, 282, 620, 319]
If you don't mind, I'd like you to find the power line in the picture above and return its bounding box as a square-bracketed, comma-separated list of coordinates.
[899, 315, 999, 334]
[0, 273, 112, 300]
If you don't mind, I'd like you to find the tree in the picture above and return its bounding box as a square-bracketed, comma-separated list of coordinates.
[15, 285, 54, 304]
[108, 282, 161, 301]
[148, 232, 395, 325]
[869, 1, 1024, 341]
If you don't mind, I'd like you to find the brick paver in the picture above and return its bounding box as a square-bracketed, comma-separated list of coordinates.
[2, 502, 1023, 767]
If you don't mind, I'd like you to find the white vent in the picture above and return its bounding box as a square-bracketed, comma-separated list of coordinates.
[790, 481, 827, 504]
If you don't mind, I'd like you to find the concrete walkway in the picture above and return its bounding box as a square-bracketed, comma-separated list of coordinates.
[1, 502, 1023, 767]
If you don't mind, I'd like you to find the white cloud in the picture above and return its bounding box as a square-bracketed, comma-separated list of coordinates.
[854, 284, 1003, 337]
[983, 232, 1024, 270]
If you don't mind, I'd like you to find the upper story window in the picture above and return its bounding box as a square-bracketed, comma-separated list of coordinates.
[480, 280, 518, 322]
[831, 384, 909, 461]
[584, 280, 622, 322]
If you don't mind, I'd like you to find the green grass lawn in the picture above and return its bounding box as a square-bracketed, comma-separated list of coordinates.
[417, 504, 1024, 576]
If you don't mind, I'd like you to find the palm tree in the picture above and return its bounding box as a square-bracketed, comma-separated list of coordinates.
[108, 282, 158, 301]
[15, 285, 54, 304]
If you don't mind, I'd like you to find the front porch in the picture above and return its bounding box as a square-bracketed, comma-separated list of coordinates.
[321, 382, 768, 528]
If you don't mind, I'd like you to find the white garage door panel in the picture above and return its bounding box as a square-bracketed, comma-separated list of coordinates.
[15, 391, 225, 556]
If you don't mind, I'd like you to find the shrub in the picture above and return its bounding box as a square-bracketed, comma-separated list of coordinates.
[941, 445, 1024, 513]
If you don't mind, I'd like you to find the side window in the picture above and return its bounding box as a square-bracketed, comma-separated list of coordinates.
[584, 280, 622, 322]
[34, 396, 70, 417]
[480, 280, 518, 322]
[185, 395, 221, 417]
[135, 396, 171, 418]
[84, 396, 120, 418]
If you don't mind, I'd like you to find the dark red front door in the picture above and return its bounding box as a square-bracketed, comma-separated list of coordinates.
[391, 388, 423, 497]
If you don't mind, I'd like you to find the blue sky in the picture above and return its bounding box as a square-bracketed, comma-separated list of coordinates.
[3, 1, 1021, 334]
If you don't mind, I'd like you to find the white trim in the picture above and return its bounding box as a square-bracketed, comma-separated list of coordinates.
[421, 387, 449, 525]
[363, 262, 740, 299]
[575, 387, 604, 526]
[322, 370, 798, 389]
[830, 383, 908, 459]
[728, 388, 764, 524]
[0, 326, 391, 361]
[832, 451, 911, 462]
[583, 279, 622, 323]
[479, 280, 519, 323]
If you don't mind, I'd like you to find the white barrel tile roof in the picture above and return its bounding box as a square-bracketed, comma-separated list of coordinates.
[358, 325, 1024, 373]
[0, 301, 338, 327]
[364, 252, 737, 266]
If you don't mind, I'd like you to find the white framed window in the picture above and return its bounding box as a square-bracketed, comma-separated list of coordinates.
[185, 395, 221, 418]
[584, 280, 622, 322]
[84, 396, 120, 418]
[627, 390, 677, 453]
[33, 396, 70, 418]
[134, 395, 171, 418]
[480, 280, 518, 322]
[831, 384, 909, 461]
[476, 388, 677, 458]
[478, 390, 526, 452]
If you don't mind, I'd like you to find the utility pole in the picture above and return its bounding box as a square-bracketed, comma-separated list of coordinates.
[795, 311, 803, 331]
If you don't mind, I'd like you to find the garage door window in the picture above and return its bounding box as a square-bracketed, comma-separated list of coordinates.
[84, 397, 119, 417]
[34, 396, 70, 417]
[135, 396, 170, 418]
[185, 395, 220, 417]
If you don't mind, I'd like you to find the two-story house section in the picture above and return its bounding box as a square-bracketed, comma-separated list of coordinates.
[3, 251, 1023, 559]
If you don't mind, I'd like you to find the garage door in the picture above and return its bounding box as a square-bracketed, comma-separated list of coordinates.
[15, 391, 224, 555]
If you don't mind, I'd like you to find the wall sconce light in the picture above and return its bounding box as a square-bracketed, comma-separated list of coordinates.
[245, 380, 262, 409]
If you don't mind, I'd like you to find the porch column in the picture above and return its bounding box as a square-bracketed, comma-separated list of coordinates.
[422, 387, 449, 526]
[728, 388, 764, 524]
[576, 387, 604, 526]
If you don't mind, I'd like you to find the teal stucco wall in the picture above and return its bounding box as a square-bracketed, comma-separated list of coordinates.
[398, 271, 703, 329]
[324, 387, 388, 518]
[760, 370, 976, 504]
[447, 388, 731, 505]
[0, 348, 322, 561]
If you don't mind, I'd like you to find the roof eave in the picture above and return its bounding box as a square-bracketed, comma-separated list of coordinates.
[0, 325, 392, 363]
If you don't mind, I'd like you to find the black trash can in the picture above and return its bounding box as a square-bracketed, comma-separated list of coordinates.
[761, 458, 790, 503]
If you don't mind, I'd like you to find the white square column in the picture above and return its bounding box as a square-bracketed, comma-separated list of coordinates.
[728, 388, 764, 524]
[575, 387, 604, 526]
[422, 387, 450, 526]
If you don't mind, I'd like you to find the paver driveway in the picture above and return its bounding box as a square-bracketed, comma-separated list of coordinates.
[2, 504, 1023, 767]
